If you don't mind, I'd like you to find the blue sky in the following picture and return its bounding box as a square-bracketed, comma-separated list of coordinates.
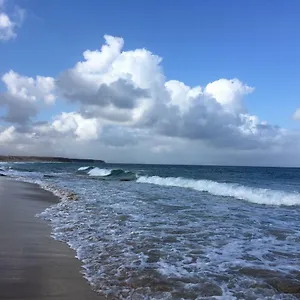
[1, 0, 299, 127]
[0, 0, 299, 165]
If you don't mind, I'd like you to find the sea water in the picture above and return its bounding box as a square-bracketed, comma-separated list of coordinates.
[1, 162, 300, 299]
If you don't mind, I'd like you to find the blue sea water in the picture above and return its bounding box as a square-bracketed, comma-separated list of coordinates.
[1, 162, 300, 299]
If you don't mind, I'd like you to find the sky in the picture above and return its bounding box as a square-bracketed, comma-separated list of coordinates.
[0, 0, 299, 166]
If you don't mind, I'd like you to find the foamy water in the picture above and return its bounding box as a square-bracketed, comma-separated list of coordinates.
[88, 167, 112, 176]
[137, 176, 300, 206]
[2, 162, 300, 299]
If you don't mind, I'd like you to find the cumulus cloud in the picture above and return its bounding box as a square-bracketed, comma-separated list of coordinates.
[293, 108, 300, 121]
[51, 112, 99, 141]
[0, 0, 25, 41]
[57, 35, 276, 151]
[56, 34, 160, 124]
[0, 71, 56, 124]
[0, 125, 15, 143]
[1, 34, 300, 166]
[204, 78, 254, 113]
[2, 70, 56, 104]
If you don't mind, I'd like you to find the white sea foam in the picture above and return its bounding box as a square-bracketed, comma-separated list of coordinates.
[78, 166, 91, 171]
[8, 174, 76, 203]
[137, 176, 300, 206]
[88, 167, 111, 177]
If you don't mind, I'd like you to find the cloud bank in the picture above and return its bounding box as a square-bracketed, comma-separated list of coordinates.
[0, 35, 299, 166]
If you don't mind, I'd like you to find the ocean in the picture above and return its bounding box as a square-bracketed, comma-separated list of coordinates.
[1, 162, 300, 299]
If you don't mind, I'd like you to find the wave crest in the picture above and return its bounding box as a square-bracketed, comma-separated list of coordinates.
[104, 169, 137, 181]
[137, 176, 300, 206]
[77, 166, 94, 171]
[88, 167, 112, 177]
[77, 166, 136, 181]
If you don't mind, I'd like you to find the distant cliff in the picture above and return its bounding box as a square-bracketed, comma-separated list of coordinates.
[0, 156, 105, 163]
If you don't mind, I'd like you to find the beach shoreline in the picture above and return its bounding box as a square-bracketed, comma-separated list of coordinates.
[0, 177, 104, 300]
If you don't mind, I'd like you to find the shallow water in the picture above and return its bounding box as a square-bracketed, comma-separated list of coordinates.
[2, 162, 300, 299]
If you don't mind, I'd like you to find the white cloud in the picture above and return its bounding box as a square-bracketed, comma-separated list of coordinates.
[204, 78, 254, 113]
[0, 125, 15, 143]
[0, 1, 25, 41]
[2, 70, 56, 104]
[0, 12, 14, 40]
[57, 35, 165, 126]
[293, 108, 300, 121]
[165, 80, 202, 114]
[75, 35, 124, 76]
[0, 71, 56, 123]
[0, 34, 300, 166]
[52, 112, 99, 141]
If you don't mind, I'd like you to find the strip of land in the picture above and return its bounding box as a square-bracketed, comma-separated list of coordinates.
[0, 178, 104, 300]
[0, 155, 105, 163]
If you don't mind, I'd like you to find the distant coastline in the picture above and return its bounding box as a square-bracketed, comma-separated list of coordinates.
[0, 155, 105, 163]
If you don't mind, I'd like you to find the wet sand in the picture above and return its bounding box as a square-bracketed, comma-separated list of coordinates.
[0, 178, 104, 300]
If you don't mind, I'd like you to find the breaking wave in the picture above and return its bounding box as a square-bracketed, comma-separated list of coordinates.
[76, 166, 111, 176]
[77, 166, 136, 181]
[137, 176, 300, 206]
[101, 169, 137, 181]
[77, 166, 94, 171]
[76, 167, 300, 205]
[88, 167, 111, 177]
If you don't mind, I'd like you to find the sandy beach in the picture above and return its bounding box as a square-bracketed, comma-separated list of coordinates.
[0, 178, 104, 300]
